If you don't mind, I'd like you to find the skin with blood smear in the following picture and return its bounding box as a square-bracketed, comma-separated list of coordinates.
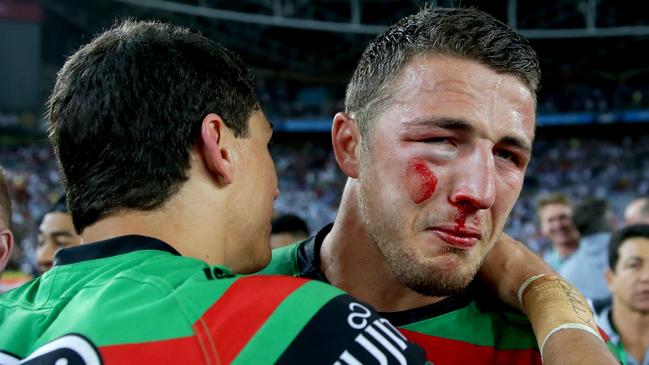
[404, 158, 437, 204]
[455, 203, 470, 229]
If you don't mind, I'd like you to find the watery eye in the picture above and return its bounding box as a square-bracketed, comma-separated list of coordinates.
[495, 149, 521, 165]
[422, 136, 449, 143]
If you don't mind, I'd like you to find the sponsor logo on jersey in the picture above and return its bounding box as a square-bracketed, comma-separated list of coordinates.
[4, 334, 102, 365]
[335, 302, 418, 365]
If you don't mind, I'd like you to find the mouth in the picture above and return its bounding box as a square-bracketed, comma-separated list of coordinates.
[427, 226, 482, 250]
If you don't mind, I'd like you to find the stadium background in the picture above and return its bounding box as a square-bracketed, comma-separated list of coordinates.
[1, 0, 648, 273]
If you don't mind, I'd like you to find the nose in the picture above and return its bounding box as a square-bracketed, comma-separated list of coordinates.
[639, 266, 649, 281]
[449, 144, 496, 210]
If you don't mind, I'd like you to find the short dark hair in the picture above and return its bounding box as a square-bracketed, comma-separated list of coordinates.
[573, 198, 612, 236]
[47, 20, 259, 233]
[0, 167, 11, 230]
[608, 224, 649, 271]
[272, 214, 309, 235]
[345, 7, 540, 137]
[48, 194, 69, 214]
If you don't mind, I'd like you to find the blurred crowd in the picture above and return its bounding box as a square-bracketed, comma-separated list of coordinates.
[3, 134, 648, 275]
[256, 79, 649, 120]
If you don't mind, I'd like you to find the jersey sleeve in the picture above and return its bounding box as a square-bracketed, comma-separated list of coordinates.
[274, 291, 429, 365]
[222, 276, 428, 365]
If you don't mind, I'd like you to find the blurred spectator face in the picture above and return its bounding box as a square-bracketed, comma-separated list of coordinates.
[270, 232, 307, 249]
[270, 214, 309, 249]
[539, 203, 580, 250]
[36, 211, 81, 273]
[606, 236, 649, 313]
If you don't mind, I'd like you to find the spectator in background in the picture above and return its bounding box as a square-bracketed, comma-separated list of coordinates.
[536, 193, 580, 270]
[561, 197, 615, 302]
[625, 198, 649, 226]
[0, 166, 14, 274]
[599, 224, 649, 365]
[270, 214, 309, 248]
[36, 194, 81, 274]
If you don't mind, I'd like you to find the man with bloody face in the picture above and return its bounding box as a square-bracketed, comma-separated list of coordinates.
[262, 7, 619, 364]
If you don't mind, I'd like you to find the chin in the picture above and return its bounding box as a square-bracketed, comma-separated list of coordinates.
[391, 252, 479, 297]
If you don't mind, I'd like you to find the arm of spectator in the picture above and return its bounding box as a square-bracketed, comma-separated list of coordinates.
[480, 233, 619, 365]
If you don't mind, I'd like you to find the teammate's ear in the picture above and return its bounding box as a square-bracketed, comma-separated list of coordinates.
[604, 268, 615, 291]
[0, 228, 14, 273]
[332, 112, 360, 178]
[199, 113, 233, 185]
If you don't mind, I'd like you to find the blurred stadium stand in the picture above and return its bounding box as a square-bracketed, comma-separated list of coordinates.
[2, 0, 649, 272]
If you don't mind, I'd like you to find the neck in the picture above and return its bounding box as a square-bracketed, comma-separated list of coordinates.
[320, 180, 445, 312]
[81, 175, 231, 266]
[557, 244, 577, 258]
[612, 300, 649, 362]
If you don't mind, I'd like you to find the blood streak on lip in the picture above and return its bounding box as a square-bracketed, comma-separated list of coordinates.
[405, 158, 438, 204]
[455, 203, 470, 229]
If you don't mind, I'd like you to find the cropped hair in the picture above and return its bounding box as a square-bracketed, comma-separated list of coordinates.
[608, 224, 649, 271]
[536, 193, 573, 216]
[47, 20, 259, 232]
[573, 198, 612, 236]
[345, 7, 540, 137]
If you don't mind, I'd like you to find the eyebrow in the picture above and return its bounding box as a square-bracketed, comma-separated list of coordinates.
[49, 231, 74, 238]
[402, 116, 533, 153]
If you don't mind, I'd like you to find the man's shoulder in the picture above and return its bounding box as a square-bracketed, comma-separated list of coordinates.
[399, 299, 540, 363]
[401, 295, 536, 343]
[0, 257, 353, 362]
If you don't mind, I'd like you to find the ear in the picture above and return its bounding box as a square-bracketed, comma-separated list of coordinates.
[0, 228, 14, 273]
[605, 268, 615, 291]
[331, 112, 361, 178]
[199, 113, 233, 185]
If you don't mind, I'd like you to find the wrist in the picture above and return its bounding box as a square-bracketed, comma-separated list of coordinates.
[518, 274, 603, 352]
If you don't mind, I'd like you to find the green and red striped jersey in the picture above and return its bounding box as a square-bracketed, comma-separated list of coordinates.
[0, 235, 427, 364]
[259, 224, 620, 364]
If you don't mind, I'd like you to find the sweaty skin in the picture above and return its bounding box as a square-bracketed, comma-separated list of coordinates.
[404, 158, 438, 204]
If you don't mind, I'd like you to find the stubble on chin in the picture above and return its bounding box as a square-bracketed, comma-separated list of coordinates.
[379, 241, 482, 297]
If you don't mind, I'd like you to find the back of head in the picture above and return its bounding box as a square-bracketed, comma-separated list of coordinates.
[345, 6, 540, 136]
[47, 20, 259, 233]
[608, 224, 649, 270]
[624, 197, 649, 226]
[0, 167, 10, 231]
[573, 197, 612, 236]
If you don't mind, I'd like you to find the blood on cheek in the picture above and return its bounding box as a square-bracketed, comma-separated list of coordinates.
[404, 159, 438, 204]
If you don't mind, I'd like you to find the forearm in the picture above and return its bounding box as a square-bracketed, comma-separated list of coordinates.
[521, 275, 618, 365]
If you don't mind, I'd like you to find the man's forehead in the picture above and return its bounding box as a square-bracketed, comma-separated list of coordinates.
[619, 237, 649, 256]
[386, 55, 536, 141]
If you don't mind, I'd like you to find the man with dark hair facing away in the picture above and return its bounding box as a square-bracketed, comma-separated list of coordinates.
[561, 197, 615, 302]
[599, 224, 649, 365]
[0, 21, 428, 364]
[262, 7, 619, 365]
